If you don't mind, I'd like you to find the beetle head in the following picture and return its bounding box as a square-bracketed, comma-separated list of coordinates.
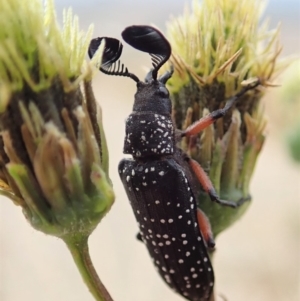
[88, 25, 173, 114]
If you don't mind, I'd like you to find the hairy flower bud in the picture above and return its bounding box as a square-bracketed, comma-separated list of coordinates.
[0, 0, 114, 240]
[165, 0, 291, 236]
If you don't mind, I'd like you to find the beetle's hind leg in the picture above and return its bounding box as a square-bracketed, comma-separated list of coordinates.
[187, 157, 251, 208]
[197, 208, 215, 250]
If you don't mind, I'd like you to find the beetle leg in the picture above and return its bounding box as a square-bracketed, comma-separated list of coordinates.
[197, 208, 215, 250]
[187, 157, 251, 208]
[136, 232, 143, 242]
[181, 80, 260, 137]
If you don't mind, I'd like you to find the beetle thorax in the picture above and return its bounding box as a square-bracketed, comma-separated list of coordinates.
[123, 81, 175, 158]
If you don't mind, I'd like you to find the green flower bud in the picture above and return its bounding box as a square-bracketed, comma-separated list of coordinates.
[165, 0, 291, 236]
[279, 62, 300, 163]
[0, 0, 114, 242]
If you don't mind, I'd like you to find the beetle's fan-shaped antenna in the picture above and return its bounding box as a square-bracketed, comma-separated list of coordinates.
[88, 37, 122, 67]
[121, 25, 171, 80]
[88, 37, 139, 83]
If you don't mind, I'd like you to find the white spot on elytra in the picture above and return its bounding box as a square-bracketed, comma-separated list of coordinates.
[178, 215, 182, 219]
[168, 219, 173, 223]
[164, 274, 171, 283]
[183, 240, 188, 245]
[186, 251, 190, 257]
[204, 257, 208, 262]
[192, 273, 198, 278]
[131, 170, 135, 176]
[155, 200, 160, 204]
[160, 219, 165, 223]
[159, 171, 164, 176]
[164, 254, 169, 259]
[126, 176, 130, 182]
[181, 233, 186, 238]
[163, 234, 169, 239]
[178, 259, 184, 264]
[165, 241, 171, 245]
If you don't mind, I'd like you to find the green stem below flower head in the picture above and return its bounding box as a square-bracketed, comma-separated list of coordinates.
[64, 236, 114, 301]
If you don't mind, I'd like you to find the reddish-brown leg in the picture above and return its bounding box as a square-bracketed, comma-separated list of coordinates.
[188, 158, 251, 208]
[197, 208, 215, 250]
[182, 80, 260, 137]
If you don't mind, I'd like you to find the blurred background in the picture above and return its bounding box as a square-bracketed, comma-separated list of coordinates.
[0, 0, 299, 301]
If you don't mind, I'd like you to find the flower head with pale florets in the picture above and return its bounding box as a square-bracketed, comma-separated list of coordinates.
[165, 0, 291, 236]
[0, 0, 114, 242]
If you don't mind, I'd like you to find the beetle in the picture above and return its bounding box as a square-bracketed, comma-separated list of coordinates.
[88, 25, 260, 301]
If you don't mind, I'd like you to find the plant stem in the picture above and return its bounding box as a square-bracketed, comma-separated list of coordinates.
[64, 236, 114, 301]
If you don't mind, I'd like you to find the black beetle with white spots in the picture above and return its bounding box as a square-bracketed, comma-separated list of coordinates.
[88, 25, 261, 301]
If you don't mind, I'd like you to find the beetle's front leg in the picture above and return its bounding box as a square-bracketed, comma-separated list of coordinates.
[180, 80, 261, 137]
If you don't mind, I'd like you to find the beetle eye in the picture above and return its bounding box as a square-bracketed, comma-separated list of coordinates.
[158, 86, 169, 97]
